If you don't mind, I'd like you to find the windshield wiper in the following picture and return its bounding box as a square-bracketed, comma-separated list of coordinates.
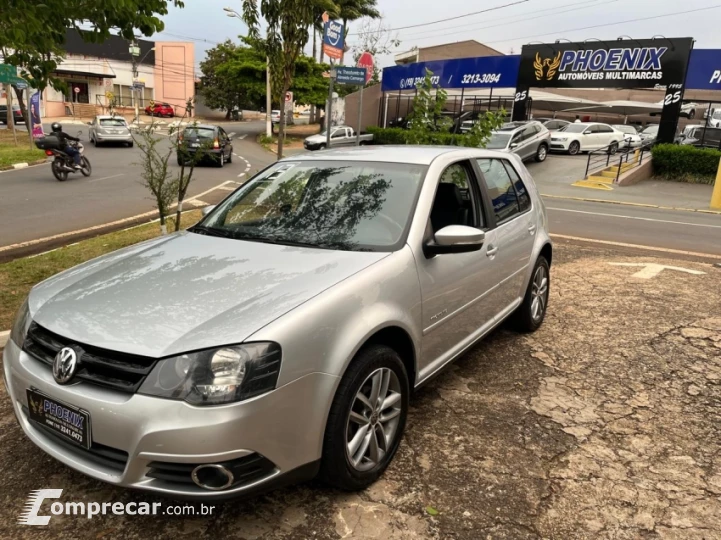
[188, 225, 233, 238]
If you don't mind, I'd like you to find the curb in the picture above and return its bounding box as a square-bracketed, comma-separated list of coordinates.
[0, 330, 8, 349]
[541, 194, 721, 215]
[0, 158, 48, 172]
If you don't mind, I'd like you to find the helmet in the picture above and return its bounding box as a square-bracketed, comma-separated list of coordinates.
[51, 122, 62, 133]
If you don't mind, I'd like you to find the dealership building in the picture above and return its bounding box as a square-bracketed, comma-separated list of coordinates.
[344, 39, 721, 143]
[37, 30, 195, 119]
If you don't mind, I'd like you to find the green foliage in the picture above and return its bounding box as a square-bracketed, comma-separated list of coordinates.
[0, 1, 183, 92]
[651, 144, 721, 184]
[463, 110, 507, 148]
[405, 69, 451, 144]
[367, 126, 457, 146]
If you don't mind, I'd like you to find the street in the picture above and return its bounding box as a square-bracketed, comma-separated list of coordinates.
[0, 121, 275, 249]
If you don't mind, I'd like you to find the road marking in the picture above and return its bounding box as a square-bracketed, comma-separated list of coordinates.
[608, 262, 706, 279]
[88, 173, 125, 183]
[547, 207, 721, 229]
[550, 234, 721, 259]
[217, 186, 235, 191]
[238, 134, 247, 139]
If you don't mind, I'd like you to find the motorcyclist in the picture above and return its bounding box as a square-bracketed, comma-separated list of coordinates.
[50, 122, 82, 169]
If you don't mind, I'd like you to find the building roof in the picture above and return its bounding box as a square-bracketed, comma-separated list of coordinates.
[394, 40, 504, 65]
[64, 29, 155, 65]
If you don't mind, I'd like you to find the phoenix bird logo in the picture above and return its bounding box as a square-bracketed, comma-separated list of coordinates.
[29, 395, 42, 416]
[534, 52, 562, 81]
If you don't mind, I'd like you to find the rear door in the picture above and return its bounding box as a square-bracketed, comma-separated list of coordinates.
[597, 124, 616, 147]
[583, 124, 600, 149]
[519, 125, 539, 160]
[475, 157, 536, 316]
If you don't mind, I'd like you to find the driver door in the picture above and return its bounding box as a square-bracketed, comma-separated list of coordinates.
[413, 160, 501, 382]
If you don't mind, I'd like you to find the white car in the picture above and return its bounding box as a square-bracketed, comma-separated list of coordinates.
[652, 101, 697, 119]
[271, 109, 281, 123]
[612, 125, 643, 148]
[549, 122, 624, 155]
[708, 110, 721, 128]
[638, 125, 659, 144]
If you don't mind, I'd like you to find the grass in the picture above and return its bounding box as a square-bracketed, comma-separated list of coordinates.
[0, 210, 202, 331]
[0, 141, 46, 167]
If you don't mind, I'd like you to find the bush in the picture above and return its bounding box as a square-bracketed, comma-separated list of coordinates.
[651, 144, 721, 184]
[367, 126, 470, 147]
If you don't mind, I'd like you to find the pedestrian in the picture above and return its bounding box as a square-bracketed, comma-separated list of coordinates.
[574, 115, 581, 123]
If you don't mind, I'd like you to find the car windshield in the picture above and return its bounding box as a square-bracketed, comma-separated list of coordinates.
[713, 111, 721, 119]
[613, 125, 636, 134]
[183, 128, 215, 139]
[197, 160, 427, 252]
[486, 133, 512, 149]
[99, 118, 127, 127]
[558, 124, 588, 133]
[642, 126, 659, 135]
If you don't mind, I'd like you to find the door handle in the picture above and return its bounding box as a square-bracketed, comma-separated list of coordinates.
[486, 245, 498, 257]
[528, 224, 537, 235]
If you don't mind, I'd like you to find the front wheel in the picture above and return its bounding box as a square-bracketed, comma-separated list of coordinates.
[688, 110, 695, 120]
[80, 157, 92, 177]
[512, 256, 550, 332]
[607, 142, 618, 155]
[51, 160, 68, 182]
[535, 144, 548, 162]
[568, 141, 580, 155]
[319, 345, 409, 491]
[217, 152, 225, 168]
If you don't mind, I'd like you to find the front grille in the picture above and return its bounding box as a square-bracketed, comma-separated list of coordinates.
[146, 453, 275, 487]
[21, 404, 129, 472]
[23, 322, 157, 393]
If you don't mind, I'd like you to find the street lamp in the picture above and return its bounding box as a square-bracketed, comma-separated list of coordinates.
[224, 6, 271, 137]
[129, 43, 155, 123]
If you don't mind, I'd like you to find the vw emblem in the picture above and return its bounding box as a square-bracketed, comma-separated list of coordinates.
[53, 347, 79, 384]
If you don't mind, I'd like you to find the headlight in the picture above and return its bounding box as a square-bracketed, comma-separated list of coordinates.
[138, 342, 281, 406]
[9, 298, 31, 349]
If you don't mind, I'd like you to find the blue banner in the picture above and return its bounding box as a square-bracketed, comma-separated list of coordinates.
[685, 49, 721, 90]
[381, 55, 521, 92]
[30, 92, 43, 139]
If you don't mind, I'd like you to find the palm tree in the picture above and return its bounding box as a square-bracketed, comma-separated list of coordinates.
[335, 0, 380, 63]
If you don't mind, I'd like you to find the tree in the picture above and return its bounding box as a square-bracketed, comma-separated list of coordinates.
[350, 16, 400, 85]
[0, 1, 183, 95]
[242, 0, 334, 159]
[134, 126, 177, 235]
[291, 56, 330, 108]
[335, 0, 380, 63]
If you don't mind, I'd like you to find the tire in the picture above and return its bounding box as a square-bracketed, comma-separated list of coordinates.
[318, 345, 409, 491]
[568, 141, 580, 155]
[51, 161, 68, 182]
[535, 144, 548, 162]
[511, 256, 550, 333]
[318, 143, 326, 151]
[80, 157, 92, 177]
[227, 151, 232, 163]
[607, 142, 618, 155]
[90, 135, 96, 146]
[127, 142, 134, 148]
[217, 152, 225, 168]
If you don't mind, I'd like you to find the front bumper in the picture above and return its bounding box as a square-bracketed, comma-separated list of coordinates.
[95, 133, 133, 143]
[303, 142, 322, 151]
[3, 338, 337, 499]
[550, 139, 571, 151]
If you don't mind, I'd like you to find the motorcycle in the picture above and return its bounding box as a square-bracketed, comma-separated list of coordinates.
[36, 132, 92, 181]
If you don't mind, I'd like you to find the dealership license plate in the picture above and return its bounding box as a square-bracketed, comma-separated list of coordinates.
[26, 389, 91, 450]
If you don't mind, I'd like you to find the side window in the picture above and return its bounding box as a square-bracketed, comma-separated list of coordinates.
[502, 161, 532, 212]
[430, 162, 481, 232]
[511, 130, 524, 144]
[476, 159, 521, 223]
[599, 125, 613, 133]
[545, 121, 557, 130]
[522, 126, 536, 140]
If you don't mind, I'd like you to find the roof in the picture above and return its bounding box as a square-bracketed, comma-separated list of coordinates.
[64, 29, 155, 66]
[278, 146, 509, 166]
[96, 115, 127, 120]
[55, 68, 116, 79]
[183, 123, 217, 130]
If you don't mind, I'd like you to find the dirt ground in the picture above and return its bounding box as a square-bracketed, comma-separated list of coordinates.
[1, 242, 720, 539]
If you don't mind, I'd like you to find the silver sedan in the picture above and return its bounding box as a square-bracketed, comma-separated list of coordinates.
[88, 115, 133, 147]
[5, 146, 552, 499]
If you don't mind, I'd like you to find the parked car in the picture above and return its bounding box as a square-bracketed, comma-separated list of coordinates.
[707, 110, 721, 128]
[638, 124, 659, 144]
[652, 101, 697, 119]
[145, 102, 174, 118]
[304, 125, 373, 150]
[0, 104, 25, 124]
[677, 126, 721, 148]
[177, 124, 233, 167]
[550, 122, 624, 155]
[5, 146, 551, 499]
[271, 110, 282, 123]
[88, 115, 133, 147]
[703, 106, 718, 122]
[535, 118, 571, 132]
[486, 121, 550, 162]
[611, 125, 643, 148]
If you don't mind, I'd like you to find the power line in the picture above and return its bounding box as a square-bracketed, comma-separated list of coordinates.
[349, 0, 532, 36]
[481, 4, 721, 45]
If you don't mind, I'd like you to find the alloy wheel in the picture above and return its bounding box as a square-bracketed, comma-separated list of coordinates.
[538, 146, 547, 161]
[345, 367, 402, 472]
[530, 266, 548, 322]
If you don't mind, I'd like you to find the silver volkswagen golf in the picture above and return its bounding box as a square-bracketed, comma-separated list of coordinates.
[4, 146, 552, 499]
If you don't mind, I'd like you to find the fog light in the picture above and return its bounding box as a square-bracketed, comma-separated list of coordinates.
[191, 464, 234, 490]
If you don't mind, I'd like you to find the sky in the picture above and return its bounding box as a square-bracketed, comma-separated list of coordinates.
[153, 0, 721, 72]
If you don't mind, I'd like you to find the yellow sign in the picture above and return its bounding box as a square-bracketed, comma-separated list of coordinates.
[533, 52, 561, 81]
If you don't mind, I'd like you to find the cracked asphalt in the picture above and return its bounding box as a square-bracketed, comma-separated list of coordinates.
[1, 242, 720, 539]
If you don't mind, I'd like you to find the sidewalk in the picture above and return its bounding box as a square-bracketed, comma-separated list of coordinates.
[531, 156, 719, 213]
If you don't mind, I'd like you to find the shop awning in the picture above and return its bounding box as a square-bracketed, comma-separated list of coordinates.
[54, 68, 116, 79]
[563, 100, 663, 116]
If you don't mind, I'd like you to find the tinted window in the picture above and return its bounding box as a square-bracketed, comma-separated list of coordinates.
[99, 118, 127, 127]
[598, 125, 614, 133]
[487, 132, 512, 149]
[522, 126, 537, 139]
[502, 162, 531, 212]
[184, 127, 215, 139]
[545, 121, 558, 129]
[559, 124, 589, 133]
[476, 159, 520, 223]
[432, 162, 480, 231]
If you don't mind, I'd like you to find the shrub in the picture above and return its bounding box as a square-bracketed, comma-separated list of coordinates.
[367, 126, 474, 147]
[651, 144, 721, 184]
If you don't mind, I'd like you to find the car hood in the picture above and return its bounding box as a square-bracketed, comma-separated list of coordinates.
[305, 134, 326, 144]
[29, 232, 388, 357]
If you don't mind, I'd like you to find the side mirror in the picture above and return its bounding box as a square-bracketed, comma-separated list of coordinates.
[86, 122, 92, 126]
[201, 205, 216, 217]
[510, 143, 519, 149]
[584, 130, 592, 135]
[424, 225, 485, 257]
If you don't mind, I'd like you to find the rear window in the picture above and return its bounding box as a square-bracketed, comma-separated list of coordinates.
[99, 118, 127, 127]
[183, 128, 215, 139]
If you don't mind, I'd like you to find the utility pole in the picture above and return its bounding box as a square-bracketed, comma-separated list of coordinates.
[266, 56, 272, 137]
[129, 41, 140, 124]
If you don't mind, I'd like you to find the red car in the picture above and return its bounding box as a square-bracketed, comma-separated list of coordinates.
[144, 102, 174, 118]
